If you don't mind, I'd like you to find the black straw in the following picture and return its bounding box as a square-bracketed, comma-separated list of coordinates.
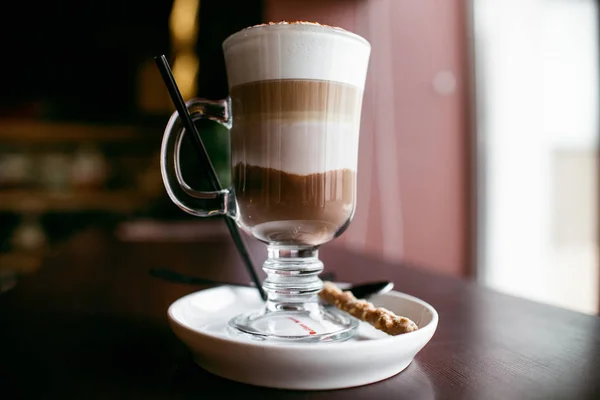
[154, 55, 267, 301]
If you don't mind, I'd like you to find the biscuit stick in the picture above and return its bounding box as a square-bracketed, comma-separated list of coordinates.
[319, 281, 419, 335]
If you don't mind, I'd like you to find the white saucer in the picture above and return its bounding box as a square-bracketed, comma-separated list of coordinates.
[168, 285, 438, 390]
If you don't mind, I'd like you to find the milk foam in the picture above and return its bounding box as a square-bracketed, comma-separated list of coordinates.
[223, 23, 371, 89]
[232, 119, 359, 176]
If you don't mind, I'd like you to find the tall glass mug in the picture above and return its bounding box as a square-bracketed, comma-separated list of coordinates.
[161, 22, 370, 342]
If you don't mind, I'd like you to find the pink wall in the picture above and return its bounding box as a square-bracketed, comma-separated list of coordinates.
[265, 0, 470, 276]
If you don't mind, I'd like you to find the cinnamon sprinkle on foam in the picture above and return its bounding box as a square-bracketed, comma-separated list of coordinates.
[244, 21, 347, 32]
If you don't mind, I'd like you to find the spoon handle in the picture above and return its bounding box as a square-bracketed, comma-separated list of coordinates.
[149, 268, 391, 300]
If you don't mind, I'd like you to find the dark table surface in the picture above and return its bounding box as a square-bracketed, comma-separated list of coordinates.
[1, 225, 599, 400]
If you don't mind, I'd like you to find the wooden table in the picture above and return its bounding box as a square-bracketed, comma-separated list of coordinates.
[1, 227, 599, 399]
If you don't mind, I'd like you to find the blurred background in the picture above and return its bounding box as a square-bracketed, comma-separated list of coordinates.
[0, 0, 597, 316]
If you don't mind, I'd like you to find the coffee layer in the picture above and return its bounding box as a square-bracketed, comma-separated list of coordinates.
[233, 163, 356, 246]
[231, 79, 363, 176]
[231, 79, 363, 117]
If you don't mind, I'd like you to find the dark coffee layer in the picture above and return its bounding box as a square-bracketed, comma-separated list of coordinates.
[233, 163, 356, 246]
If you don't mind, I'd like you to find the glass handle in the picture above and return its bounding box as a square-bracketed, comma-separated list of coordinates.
[160, 98, 232, 217]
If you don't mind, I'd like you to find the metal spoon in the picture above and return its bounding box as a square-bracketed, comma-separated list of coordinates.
[149, 268, 394, 299]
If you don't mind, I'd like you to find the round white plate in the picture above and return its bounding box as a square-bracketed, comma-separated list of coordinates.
[168, 285, 438, 390]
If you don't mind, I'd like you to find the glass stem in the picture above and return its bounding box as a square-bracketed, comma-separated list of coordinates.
[262, 246, 324, 312]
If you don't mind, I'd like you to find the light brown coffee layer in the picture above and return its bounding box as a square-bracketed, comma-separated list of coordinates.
[233, 163, 356, 246]
[230, 79, 363, 120]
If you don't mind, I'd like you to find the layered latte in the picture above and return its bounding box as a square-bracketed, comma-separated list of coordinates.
[223, 23, 369, 246]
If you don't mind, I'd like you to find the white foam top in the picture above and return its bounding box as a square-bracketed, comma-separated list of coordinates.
[223, 22, 371, 89]
[232, 119, 360, 175]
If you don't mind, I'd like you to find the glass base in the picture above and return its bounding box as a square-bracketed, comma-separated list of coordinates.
[229, 304, 358, 343]
[227, 245, 358, 343]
